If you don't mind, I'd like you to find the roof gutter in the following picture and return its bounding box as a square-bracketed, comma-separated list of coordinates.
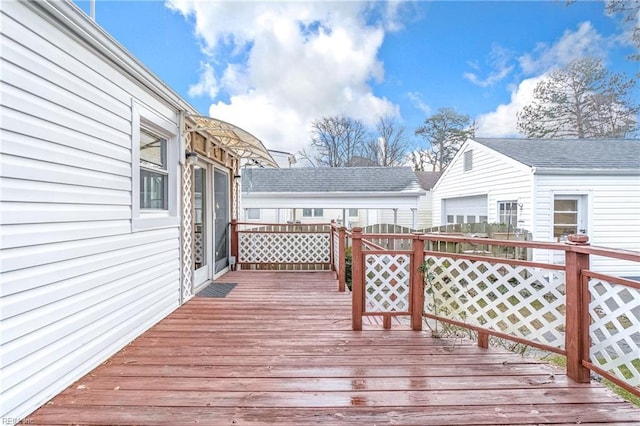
[29, 0, 197, 114]
[533, 168, 640, 176]
[242, 190, 427, 197]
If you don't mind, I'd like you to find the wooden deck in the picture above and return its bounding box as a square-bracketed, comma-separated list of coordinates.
[29, 271, 639, 425]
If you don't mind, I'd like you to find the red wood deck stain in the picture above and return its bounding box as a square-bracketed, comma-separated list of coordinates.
[29, 271, 640, 425]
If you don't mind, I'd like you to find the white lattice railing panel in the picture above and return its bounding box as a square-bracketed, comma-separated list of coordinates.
[423, 256, 567, 348]
[364, 254, 410, 313]
[333, 232, 340, 271]
[588, 278, 640, 387]
[238, 233, 331, 264]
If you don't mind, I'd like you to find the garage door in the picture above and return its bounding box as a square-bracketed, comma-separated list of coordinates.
[444, 195, 488, 224]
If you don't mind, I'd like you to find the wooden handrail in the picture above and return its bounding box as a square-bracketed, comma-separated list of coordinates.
[347, 227, 639, 396]
[231, 221, 639, 395]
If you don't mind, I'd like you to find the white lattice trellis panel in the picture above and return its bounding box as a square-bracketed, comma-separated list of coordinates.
[333, 232, 340, 271]
[589, 278, 640, 387]
[364, 254, 410, 313]
[180, 133, 193, 302]
[239, 233, 331, 264]
[423, 256, 566, 348]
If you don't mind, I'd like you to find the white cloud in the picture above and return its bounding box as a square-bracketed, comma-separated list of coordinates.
[475, 76, 544, 138]
[188, 62, 220, 98]
[519, 21, 605, 75]
[464, 44, 515, 87]
[407, 91, 430, 115]
[476, 21, 609, 137]
[167, 0, 401, 156]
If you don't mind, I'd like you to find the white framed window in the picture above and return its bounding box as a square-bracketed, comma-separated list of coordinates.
[131, 101, 179, 231]
[498, 201, 518, 228]
[463, 150, 473, 171]
[246, 208, 260, 220]
[140, 129, 168, 209]
[553, 195, 587, 240]
[303, 208, 323, 217]
[348, 208, 358, 217]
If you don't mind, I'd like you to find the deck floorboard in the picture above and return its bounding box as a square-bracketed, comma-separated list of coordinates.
[29, 271, 639, 425]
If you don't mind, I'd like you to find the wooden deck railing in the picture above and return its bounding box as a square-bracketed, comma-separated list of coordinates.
[347, 228, 640, 397]
[231, 220, 639, 396]
[231, 220, 333, 271]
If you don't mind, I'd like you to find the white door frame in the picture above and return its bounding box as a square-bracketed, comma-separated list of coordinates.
[193, 161, 214, 289]
[213, 166, 231, 279]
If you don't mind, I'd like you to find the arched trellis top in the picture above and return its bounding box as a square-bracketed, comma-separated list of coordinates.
[185, 114, 279, 168]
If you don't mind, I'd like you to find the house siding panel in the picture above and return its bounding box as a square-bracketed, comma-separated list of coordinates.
[1, 2, 181, 420]
[533, 174, 640, 276]
[432, 141, 533, 228]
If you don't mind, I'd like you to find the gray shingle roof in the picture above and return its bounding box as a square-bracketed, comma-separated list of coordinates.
[241, 167, 424, 193]
[414, 171, 442, 190]
[473, 138, 640, 170]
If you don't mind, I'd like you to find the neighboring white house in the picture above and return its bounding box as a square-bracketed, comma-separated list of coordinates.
[240, 167, 427, 229]
[0, 1, 275, 420]
[375, 171, 441, 230]
[432, 138, 640, 276]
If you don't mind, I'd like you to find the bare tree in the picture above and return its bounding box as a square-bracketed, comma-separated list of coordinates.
[408, 150, 432, 172]
[517, 57, 638, 139]
[412, 107, 474, 171]
[305, 116, 368, 167]
[606, 0, 639, 62]
[364, 116, 409, 166]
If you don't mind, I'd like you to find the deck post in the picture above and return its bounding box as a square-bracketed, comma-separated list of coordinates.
[231, 219, 238, 271]
[330, 220, 336, 272]
[338, 226, 346, 292]
[477, 332, 489, 349]
[564, 234, 591, 383]
[411, 233, 425, 331]
[351, 227, 364, 331]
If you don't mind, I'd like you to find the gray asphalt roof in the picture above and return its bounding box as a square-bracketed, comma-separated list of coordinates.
[241, 167, 424, 193]
[473, 138, 640, 170]
[414, 171, 442, 190]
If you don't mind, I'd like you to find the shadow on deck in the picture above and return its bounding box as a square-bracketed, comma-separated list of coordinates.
[29, 271, 639, 425]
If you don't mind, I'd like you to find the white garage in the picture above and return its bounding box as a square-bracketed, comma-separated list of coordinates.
[443, 195, 488, 224]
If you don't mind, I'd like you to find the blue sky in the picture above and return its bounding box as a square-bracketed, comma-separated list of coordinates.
[75, 1, 638, 163]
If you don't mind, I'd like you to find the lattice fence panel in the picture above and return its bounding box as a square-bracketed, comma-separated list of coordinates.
[423, 256, 567, 348]
[333, 232, 340, 272]
[180, 133, 193, 302]
[364, 254, 410, 313]
[239, 233, 331, 264]
[588, 278, 640, 387]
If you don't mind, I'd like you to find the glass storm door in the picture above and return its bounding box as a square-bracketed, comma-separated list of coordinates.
[214, 168, 230, 274]
[193, 165, 212, 287]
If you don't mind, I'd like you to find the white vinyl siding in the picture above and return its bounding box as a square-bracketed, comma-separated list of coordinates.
[246, 208, 261, 220]
[432, 140, 533, 229]
[377, 192, 435, 230]
[1, 2, 181, 420]
[532, 174, 640, 276]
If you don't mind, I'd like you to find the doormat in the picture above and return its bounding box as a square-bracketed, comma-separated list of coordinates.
[196, 282, 237, 298]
